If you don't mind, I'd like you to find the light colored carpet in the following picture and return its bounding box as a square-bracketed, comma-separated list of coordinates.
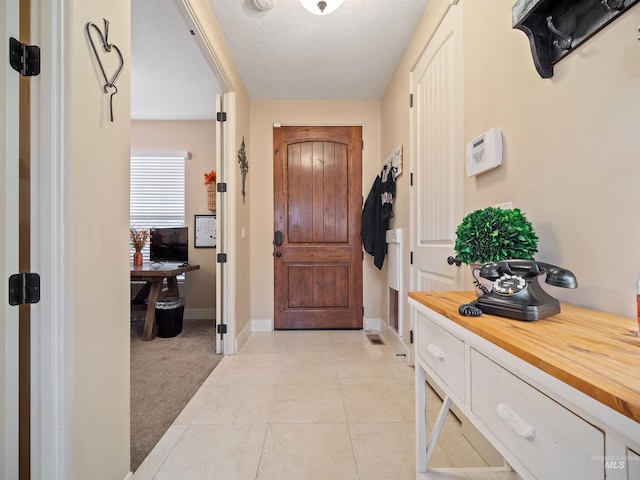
[130, 316, 222, 472]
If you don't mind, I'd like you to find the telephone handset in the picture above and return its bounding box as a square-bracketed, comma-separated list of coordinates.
[474, 260, 577, 321]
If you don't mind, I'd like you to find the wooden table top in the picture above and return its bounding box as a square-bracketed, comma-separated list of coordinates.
[409, 290, 640, 423]
[130, 263, 200, 278]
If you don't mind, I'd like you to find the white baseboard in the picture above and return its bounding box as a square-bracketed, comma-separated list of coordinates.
[251, 318, 273, 332]
[123, 472, 133, 480]
[236, 320, 252, 352]
[183, 308, 215, 320]
[378, 322, 410, 363]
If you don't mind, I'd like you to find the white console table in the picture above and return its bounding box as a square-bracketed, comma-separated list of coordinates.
[409, 291, 640, 480]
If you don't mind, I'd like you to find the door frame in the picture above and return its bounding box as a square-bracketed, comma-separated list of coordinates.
[29, 0, 73, 477]
[1, 0, 73, 477]
[174, 0, 237, 355]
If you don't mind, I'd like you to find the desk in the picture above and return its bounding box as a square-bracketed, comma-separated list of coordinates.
[409, 291, 640, 480]
[131, 263, 200, 340]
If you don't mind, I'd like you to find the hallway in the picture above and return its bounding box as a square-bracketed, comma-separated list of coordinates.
[133, 330, 489, 479]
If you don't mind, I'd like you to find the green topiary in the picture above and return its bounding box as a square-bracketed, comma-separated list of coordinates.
[454, 207, 538, 265]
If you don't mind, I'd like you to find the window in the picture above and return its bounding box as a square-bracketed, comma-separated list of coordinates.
[130, 151, 189, 263]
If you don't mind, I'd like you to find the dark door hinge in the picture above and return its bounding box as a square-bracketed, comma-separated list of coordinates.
[410, 330, 414, 344]
[362, 307, 365, 317]
[410, 172, 414, 186]
[217, 323, 227, 334]
[409, 93, 413, 108]
[217, 253, 227, 263]
[8, 272, 41, 306]
[216, 111, 227, 122]
[410, 251, 414, 265]
[217, 182, 227, 193]
[9, 37, 40, 77]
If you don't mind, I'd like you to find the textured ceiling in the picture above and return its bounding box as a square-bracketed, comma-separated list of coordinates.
[130, 0, 429, 119]
[131, 0, 221, 120]
[210, 0, 430, 100]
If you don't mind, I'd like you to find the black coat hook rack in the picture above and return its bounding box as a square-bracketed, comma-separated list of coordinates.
[513, 0, 640, 78]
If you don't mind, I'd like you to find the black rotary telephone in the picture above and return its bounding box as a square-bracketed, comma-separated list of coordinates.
[462, 260, 578, 321]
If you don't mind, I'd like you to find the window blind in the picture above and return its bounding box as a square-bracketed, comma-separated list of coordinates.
[130, 152, 188, 262]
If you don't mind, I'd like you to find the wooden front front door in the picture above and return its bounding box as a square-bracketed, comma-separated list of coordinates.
[273, 126, 363, 329]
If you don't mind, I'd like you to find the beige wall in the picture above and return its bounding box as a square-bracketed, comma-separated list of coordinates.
[131, 120, 217, 313]
[462, 1, 640, 317]
[233, 93, 252, 338]
[69, 1, 131, 478]
[249, 100, 382, 326]
[383, 0, 640, 320]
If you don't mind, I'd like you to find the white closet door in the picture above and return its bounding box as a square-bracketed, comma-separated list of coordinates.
[410, 3, 464, 295]
[2, 0, 20, 476]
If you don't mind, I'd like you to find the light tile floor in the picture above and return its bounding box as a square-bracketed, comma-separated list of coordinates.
[133, 330, 495, 480]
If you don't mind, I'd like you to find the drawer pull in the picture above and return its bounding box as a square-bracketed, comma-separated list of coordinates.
[496, 403, 536, 439]
[427, 343, 443, 359]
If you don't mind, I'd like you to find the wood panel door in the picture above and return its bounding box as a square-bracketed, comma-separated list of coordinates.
[274, 126, 363, 329]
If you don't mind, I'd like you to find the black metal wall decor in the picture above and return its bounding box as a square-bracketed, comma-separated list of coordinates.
[513, 0, 640, 78]
[238, 137, 248, 204]
[86, 18, 124, 122]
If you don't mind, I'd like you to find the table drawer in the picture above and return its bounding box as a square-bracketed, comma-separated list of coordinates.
[470, 349, 604, 480]
[417, 312, 465, 400]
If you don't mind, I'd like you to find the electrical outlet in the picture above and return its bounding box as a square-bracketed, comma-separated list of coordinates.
[494, 202, 512, 210]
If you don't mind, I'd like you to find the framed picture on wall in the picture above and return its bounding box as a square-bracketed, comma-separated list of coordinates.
[194, 214, 216, 248]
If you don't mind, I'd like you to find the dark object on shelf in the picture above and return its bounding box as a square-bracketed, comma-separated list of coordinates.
[475, 259, 577, 321]
[459, 302, 483, 317]
[155, 297, 185, 338]
[512, 0, 640, 78]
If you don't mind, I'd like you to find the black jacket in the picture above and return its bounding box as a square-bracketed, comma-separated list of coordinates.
[361, 175, 387, 269]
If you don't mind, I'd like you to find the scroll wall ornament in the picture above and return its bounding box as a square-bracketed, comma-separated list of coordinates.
[86, 18, 124, 122]
[238, 137, 249, 204]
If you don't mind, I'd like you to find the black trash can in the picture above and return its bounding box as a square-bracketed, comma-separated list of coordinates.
[155, 297, 185, 338]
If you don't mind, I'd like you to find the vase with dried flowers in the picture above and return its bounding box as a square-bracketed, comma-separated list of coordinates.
[130, 227, 149, 266]
[204, 169, 217, 211]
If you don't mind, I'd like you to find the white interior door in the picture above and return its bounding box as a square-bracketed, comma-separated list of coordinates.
[215, 92, 236, 355]
[3, 1, 21, 477]
[215, 93, 223, 354]
[410, 3, 464, 296]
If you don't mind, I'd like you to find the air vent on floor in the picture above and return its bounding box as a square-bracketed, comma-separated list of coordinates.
[366, 334, 385, 345]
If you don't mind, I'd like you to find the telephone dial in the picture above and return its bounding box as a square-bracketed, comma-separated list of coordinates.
[462, 260, 577, 321]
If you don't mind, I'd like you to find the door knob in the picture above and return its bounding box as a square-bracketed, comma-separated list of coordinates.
[275, 251, 282, 258]
[447, 256, 461, 266]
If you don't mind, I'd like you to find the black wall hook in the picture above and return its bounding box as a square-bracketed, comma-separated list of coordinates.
[546, 16, 572, 51]
[86, 18, 124, 122]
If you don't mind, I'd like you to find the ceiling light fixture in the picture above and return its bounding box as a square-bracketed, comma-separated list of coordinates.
[253, 0, 275, 11]
[299, 0, 344, 15]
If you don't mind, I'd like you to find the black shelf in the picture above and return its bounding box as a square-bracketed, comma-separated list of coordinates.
[513, 0, 640, 78]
